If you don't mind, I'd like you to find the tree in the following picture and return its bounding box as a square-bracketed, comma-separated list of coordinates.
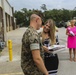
[40, 4, 47, 11]
[72, 10, 76, 18]
[21, 8, 27, 13]
[14, 10, 24, 26]
[62, 9, 71, 21]
[73, 7, 76, 11]
[14, 7, 76, 27]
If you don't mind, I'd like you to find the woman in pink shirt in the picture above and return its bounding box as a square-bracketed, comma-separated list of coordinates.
[66, 20, 76, 61]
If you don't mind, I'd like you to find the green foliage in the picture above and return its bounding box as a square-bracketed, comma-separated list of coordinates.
[14, 10, 24, 25]
[14, 7, 76, 27]
[40, 4, 47, 11]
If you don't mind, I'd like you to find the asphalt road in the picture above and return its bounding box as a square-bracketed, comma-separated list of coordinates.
[0, 27, 76, 75]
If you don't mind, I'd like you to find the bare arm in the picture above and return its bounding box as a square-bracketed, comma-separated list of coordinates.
[29, 31, 48, 75]
[66, 29, 72, 36]
[32, 50, 48, 75]
[66, 29, 69, 35]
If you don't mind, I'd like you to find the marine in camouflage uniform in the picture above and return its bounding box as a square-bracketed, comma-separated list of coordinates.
[21, 26, 44, 75]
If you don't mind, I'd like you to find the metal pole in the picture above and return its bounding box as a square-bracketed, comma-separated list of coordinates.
[8, 40, 13, 61]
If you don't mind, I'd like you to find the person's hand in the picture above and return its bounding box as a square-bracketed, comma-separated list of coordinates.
[45, 73, 49, 75]
[43, 46, 53, 53]
[44, 72, 48, 75]
[43, 46, 49, 52]
[69, 33, 74, 36]
[45, 74, 48, 75]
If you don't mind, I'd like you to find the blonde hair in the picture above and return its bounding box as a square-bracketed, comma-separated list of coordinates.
[67, 21, 71, 26]
[42, 19, 56, 45]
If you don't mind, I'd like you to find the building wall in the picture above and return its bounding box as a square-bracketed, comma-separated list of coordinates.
[4, 0, 13, 16]
[0, 7, 4, 41]
[0, 0, 13, 16]
[0, 0, 16, 41]
[0, 0, 2, 8]
[4, 0, 13, 31]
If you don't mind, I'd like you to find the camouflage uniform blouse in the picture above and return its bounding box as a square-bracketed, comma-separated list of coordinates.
[21, 26, 44, 75]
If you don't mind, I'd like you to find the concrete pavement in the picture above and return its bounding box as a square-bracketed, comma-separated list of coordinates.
[0, 27, 76, 75]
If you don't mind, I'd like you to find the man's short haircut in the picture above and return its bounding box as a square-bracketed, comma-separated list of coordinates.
[30, 14, 41, 21]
